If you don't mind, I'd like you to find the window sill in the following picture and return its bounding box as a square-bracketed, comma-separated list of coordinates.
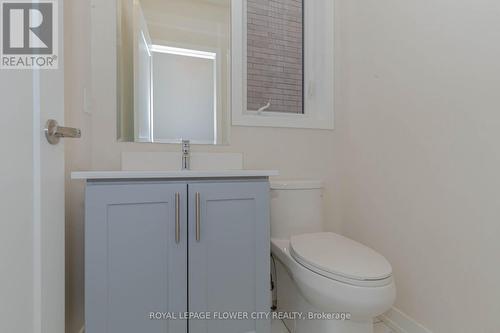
[232, 111, 334, 130]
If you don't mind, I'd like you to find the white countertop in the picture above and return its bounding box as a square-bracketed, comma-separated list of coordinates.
[71, 170, 279, 180]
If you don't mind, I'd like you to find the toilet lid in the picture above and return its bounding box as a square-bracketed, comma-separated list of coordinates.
[290, 233, 392, 284]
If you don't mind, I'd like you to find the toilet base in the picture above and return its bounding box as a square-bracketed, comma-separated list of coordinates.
[274, 258, 374, 333]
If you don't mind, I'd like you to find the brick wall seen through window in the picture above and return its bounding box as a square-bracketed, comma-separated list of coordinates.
[247, 0, 304, 114]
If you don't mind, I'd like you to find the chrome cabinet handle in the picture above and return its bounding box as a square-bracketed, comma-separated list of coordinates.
[175, 192, 181, 244]
[195, 192, 201, 242]
[45, 119, 81, 145]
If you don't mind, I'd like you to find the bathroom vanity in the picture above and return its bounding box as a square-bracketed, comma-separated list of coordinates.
[72, 170, 278, 333]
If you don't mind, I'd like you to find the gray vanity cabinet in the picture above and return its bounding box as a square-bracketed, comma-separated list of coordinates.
[188, 182, 270, 333]
[85, 182, 188, 333]
[84, 179, 270, 333]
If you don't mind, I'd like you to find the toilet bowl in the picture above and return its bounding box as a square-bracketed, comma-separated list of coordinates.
[270, 181, 396, 333]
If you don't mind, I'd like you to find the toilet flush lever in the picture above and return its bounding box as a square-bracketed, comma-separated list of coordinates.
[45, 119, 81, 145]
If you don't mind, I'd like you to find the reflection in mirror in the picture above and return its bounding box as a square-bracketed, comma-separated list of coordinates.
[117, 0, 231, 144]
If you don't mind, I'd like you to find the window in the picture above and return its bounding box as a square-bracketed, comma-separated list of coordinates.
[246, 0, 304, 114]
[232, 0, 334, 129]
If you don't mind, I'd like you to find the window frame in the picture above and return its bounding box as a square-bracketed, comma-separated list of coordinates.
[231, 0, 335, 130]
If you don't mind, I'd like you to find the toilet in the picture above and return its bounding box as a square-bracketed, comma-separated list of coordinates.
[270, 181, 396, 333]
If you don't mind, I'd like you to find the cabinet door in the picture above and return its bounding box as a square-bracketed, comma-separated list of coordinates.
[188, 181, 271, 333]
[85, 182, 187, 333]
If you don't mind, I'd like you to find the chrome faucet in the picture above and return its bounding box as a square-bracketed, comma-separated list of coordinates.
[181, 140, 190, 170]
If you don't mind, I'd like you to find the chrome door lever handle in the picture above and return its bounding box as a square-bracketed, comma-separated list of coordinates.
[45, 119, 81, 145]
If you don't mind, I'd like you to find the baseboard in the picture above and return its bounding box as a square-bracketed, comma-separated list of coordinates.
[380, 307, 432, 333]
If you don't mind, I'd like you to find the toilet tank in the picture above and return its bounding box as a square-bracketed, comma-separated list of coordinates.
[270, 180, 324, 239]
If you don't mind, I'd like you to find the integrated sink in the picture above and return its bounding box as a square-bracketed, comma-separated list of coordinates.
[71, 170, 279, 180]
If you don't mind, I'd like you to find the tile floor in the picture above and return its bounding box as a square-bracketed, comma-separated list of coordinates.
[271, 320, 287, 333]
[271, 319, 394, 333]
[374, 320, 395, 333]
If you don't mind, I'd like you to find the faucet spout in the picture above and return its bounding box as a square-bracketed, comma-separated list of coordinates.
[181, 140, 190, 170]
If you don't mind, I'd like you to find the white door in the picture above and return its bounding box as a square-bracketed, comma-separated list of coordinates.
[0, 0, 66, 332]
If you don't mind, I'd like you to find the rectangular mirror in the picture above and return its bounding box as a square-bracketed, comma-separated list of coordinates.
[117, 0, 231, 144]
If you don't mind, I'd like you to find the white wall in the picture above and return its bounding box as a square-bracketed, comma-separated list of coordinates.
[336, 0, 500, 331]
[64, 0, 92, 332]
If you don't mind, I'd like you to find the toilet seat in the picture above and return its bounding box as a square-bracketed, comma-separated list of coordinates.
[290, 232, 393, 287]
